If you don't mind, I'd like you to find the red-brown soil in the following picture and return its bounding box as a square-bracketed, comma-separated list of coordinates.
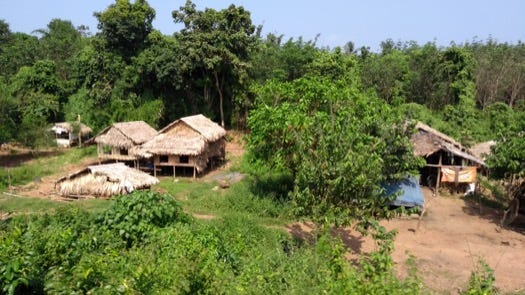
[286, 189, 525, 293]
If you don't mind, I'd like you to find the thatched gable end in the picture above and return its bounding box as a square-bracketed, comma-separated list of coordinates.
[56, 163, 159, 197]
[160, 114, 226, 142]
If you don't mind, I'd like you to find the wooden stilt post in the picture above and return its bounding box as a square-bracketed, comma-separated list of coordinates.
[435, 153, 442, 197]
[193, 166, 196, 179]
[173, 165, 176, 179]
[154, 162, 157, 177]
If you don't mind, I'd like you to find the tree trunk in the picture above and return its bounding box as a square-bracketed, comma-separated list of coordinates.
[213, 71, 225, 127]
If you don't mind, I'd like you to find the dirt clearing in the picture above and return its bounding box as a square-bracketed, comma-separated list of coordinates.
[286, 188, 525, 293]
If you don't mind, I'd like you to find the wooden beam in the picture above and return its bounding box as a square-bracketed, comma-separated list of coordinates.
[435, 153, 442, 197]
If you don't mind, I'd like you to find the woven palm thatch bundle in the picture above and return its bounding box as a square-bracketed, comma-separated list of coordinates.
[56, 163, 159, 197]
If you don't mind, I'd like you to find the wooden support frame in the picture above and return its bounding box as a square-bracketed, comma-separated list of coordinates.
[435, 153, 442, 197]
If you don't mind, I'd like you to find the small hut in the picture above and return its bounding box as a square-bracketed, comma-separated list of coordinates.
[132, 114, 226, 178]
[93, 121, 157, 167]
[55, 163, 159, 198]
[411, 122, 485, 194]
[469, 141, 496, 161]
[51, 122, 92, 147]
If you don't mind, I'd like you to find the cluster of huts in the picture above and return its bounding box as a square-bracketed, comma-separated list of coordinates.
[54, 114, 226, 198]
[53, 116, 491, 201]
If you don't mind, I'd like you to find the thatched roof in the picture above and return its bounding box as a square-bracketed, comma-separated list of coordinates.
[94, 121, 157, 148]
[132, 114, 225, 157]
[56, 163, 159, 197]
[469, 141, 496, 161]
[132, 133, 207, 156]
[52, 122, 92, 135]
[411, 122, 485, 166]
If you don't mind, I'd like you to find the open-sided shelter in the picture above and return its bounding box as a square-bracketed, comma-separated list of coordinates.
[55, 162, 159, 198]
[131, 114, 226, 177]
[411, 122, 485, 194]
[51, 122, 92, 147]
[93, 121, 157, 166]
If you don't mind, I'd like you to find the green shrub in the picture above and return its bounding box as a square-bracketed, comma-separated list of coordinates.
[98, 190, 192, 246]
[464, 258, 497, 295]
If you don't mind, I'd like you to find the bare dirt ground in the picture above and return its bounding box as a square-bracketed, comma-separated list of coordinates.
[286, 188, 525, 294]
[2, 148, 99, 200]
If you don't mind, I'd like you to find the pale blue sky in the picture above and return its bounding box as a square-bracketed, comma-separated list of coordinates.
[1, 0, 524, 51]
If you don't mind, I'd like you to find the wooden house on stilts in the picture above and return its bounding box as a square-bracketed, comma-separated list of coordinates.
[131, 114, 226, 178]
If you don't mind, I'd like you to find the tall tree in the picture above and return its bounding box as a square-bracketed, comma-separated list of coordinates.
[248, 70, 422, 226]
[0, 32, 40, 78]
[94, 0, 155, 59]
[35, 19, 83, 80]
[173, 1, 257, 127]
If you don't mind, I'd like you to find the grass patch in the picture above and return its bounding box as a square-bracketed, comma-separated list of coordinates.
[0, 194, 63, 214]
[0, 146, 97, 190]
[0, 194, 110, 216]
[155, 177, 293, 226]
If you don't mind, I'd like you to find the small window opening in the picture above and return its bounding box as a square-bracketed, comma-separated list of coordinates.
[179, 155, 189, 163]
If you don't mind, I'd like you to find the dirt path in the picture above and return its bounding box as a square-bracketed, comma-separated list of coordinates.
[286, 188, 525, 293]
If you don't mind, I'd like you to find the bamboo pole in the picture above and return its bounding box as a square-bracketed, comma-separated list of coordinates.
[435, 153, 442, 197]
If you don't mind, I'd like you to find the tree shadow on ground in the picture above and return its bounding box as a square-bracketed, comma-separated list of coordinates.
[285, 222, 367, 259]
[0, 150, 63, 168]
[248, 172, 293, 202]
[460, 195, 525, 235]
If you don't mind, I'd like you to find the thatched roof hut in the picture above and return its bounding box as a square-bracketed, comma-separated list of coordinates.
[51, 122, 92, 147]
[469, 141, 496, 161]
[52, 122, 92, 135]
[134, 114, 226, 157]
[56, 163, 159, 197]
[411, 122, 486, 196]
[93, 121, 157, 162]
[131, 114, 226, 177]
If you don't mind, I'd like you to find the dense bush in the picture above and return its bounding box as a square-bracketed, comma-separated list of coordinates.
[0, 190, 422, 294]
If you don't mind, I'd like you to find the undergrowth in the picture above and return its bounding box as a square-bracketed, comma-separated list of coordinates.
[0, 190, 422, 294]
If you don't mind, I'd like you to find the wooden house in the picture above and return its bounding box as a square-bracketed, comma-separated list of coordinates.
[131, 114, 226, 177]
[93, 121, 157, 166]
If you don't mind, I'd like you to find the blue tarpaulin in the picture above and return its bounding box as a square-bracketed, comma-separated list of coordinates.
[383, 176, 425, 208]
